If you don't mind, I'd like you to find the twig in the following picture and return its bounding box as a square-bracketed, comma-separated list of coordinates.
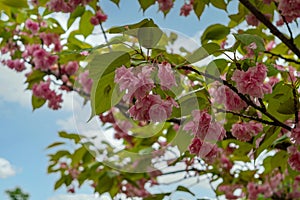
[264, 51, 300, 65]
[99, 23, 111, 51]
[238, 0, 300, 58]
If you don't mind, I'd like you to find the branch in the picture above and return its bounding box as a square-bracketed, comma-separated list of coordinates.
[99, 23, 111, 51]
[264, 51, 300, 65]
[238, 0, 300, 58]
[177, 66, 292, 131]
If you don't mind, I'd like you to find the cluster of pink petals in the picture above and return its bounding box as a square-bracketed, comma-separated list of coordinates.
[218, 184, 244, 199]
[288, 146, 300, 171]
[32, 80, 63, 110]
[40, 32, 62, 52]
[123, 178, 151, 198]
[157, 0, 173, 12]
[115, 65, 155, 102]
[246, 13, 272, 26]
[188, 137, 219, 162]
[220, 155, 233, 171]
[276, 0, 300, 26]
[47, 0, 91, 12]
[25, 19, 39, 34]
[180, 2, 193, 17]
[214, 85, 247, 111]
[231, 121, 263, 142]
[157, 62, 177, 90]
[78, 70, 93, 94]
[291, 125, 300, 144]
[5, 59, 26, 72]
[247, 182, 273, 199]
[90, 10, 108, 25]
[232, 63, 272, 98]
[129, 95, 178, 122]
[61, 61, 79, 76]
[184, 110, 226, 141]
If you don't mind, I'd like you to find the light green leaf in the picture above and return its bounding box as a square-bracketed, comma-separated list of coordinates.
[46, 142, 65, 149]
[79, 10, 94, 38]
[71, 147, 87, 166]
[187, 43, 220, 63]
[58, 131, 81, 143]
[210, 0, 227, 10]
[176, 186, 195, 196]
[138, 0, 156, 12]
[193, 0, 208, 19]
[68, 6, 85, 29]
[0, 0, 28, 8]
[233, 33, 265, 53]
[137, 20, 163, 49]
[31, 95, 46, 111]
[201, 24, 230, 44]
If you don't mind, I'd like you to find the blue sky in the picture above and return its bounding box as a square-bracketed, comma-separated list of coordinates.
[0, 1, 231, 199]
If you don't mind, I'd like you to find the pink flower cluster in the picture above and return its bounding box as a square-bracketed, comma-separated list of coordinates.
[157, 62, 177, 90]
[32, 80, 63, 110]
[218, 184, 244, 199]
[214, 85, 247, 111]
[40, 32, 62, 52]
[47, 0, 91, 13]
[291, 125, 300, 145]
[247, 182, 273, 199]
[123, 178, 150, 198]
[232, 63, 272, 98]
[157, 0, 173, 12]
[90, 10, 108, 25]
[276, 0, 300, 26]
[231, 121, 263, 142]
[25, 19, 39, 34]
[180, 2, 193, 17]
[4, 59, 26, 72]
[78, 70, 93, 94]
[246, 13, 272, 26]
[61, 61, 79, 76]
[23, 44, 58, 71]
[129, 95, 178, 122]
[184, 110, 226, 161]
[288, 146, 300, 171]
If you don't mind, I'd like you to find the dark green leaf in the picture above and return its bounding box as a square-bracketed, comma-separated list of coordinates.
[0, 0, 28, 8]
[138, 0, 156, 12]
[54, 176, 65, 190]
[110, 0, 120, 6]
[46, 142, 65, 149]
[176, 186, 195, 196]
[193, 0, 207, 19]
[201, 24, 230, 44]
[58, 131, 81, 143]
[277, 98, 296, 114]
[71, 147, 87, 166]
[210, 0, 227, 10]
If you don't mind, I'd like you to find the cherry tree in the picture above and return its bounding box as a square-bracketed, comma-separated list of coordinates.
[1, 0, 300, 199]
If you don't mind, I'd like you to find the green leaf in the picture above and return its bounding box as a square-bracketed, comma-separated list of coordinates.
[210, 0, 227, 10]
[67, 30, 93, 49]
[277, 97, 296, 114]
[31, 95, 46, 110]
[138, 0, 156, 12]
[0, 0, 28, 8]
[176, 186, 195, 196]
[54, 176, 65, 190]
[58, 131, 81, 143]
[90, 72, 123, 117]
[26, 70, 46, 89]
[205, 59, 228, 83]
[96, 172, 114, 194]
[108, 19, 150, 34]
[79, 10, 94, 38]
[110, 0, 120, 6]
[67, 6, 85, 29]
[46, 142, 65, 149]
[137, 20, 163, 49]
[87, 51, 131, 81]
[264, 150, 288, 174]
[233, 33, 265, 53]
[193, 0, 207, 19]
[71, 147, 87, 166]
[187, 43, 220, 63]
[201, 24, 230, 44]
[255, 127, 280, 158]
[49, 150, 71, 161]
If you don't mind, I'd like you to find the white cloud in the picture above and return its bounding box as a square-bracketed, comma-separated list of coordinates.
[0, 65, 31, 107]
[48, 194, 111, 200]
[0, 158, 16, 179]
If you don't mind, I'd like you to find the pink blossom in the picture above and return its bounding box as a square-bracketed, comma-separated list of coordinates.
[218, 184, 243, 199]
[158, 62, 177, 90]
[232, 63, 271, 98]
[199, 142, 219, 162]
[180, 3, 193, 16]
[157, 0, 173, 12]
[25, 19, 39, 33]
[266, 40, 275, 51]
[246, 13, 260, 26]
[63, 61, 79, 76]
[231, 121, 262, 142]
[32, 49, 58, 71]
[288, 146, 300, 171]
[32, 80, 63, 110]
[277, 0, 300, 25]
[40, 32, 62, 51]
[47, 0, 91, 12]
[206, 122, 226, 141]
[214, 85, 247, 111]
[183, 110, 211, 139]
[220, 155, 233, 171]
[80, 51, 89, 56]
[189, 137, 202, 155]
[128, 95, 177, 122]
[78, 70, 93, 94]
[115, 65, 155, 101]
[291, 126, 300, 144]
[99, 110, 115, 124]
[5, 59, 26, 72]
[22, 44, 41, 58]
[247, 182, 272, 200]
[90, 10, 108, 25]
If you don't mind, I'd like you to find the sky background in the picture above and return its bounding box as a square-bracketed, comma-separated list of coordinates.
[0, 1, 233, 199]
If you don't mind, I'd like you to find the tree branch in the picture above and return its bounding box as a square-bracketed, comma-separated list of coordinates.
[264, 51, 300, 65]
[238, 0, 300, 58]
[177, 66, 292, 131]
